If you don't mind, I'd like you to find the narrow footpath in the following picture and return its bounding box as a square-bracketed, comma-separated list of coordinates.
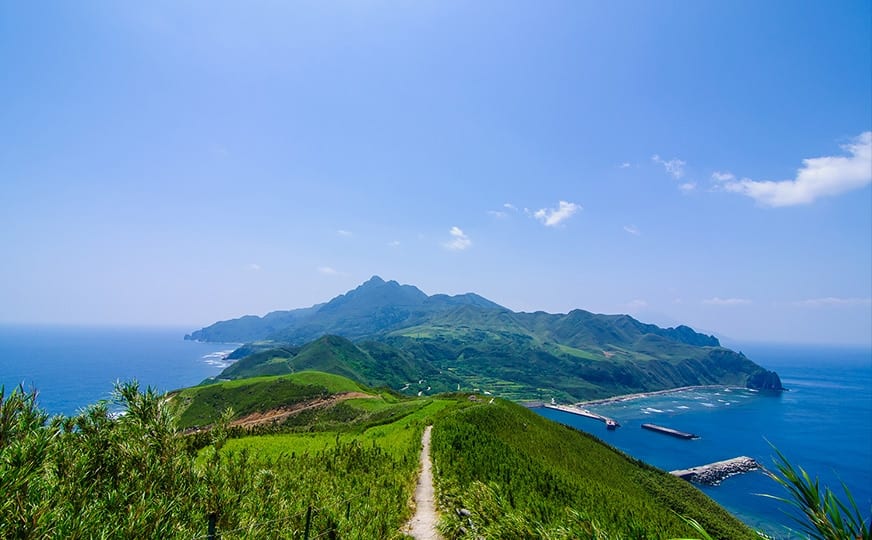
[404, 425, 442, 540]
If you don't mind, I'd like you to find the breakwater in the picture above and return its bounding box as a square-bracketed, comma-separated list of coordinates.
[641, 423, 698, 439]
[542, 404, 620, 429]
[670, 456, 759, 485]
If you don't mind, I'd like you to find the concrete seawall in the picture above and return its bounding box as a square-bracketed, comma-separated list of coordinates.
[542, 404, 620, 429]
[670, 456, 759, 485]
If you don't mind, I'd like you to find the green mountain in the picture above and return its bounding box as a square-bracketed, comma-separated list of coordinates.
[185, 276, 502, 343]
[192, 276, 783, 401]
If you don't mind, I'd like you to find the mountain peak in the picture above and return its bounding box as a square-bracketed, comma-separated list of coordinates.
[361, 275, 386, 287]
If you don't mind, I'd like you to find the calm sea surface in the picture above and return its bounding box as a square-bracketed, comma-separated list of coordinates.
[0, 325, 235, 416]
[537, 343, 872, 537]
[1, 327, 869, 536]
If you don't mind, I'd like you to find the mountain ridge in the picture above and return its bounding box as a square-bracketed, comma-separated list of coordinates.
[189, 277, 782, 401]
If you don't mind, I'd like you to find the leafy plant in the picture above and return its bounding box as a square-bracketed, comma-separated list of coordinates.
[759, 447, 871, 540]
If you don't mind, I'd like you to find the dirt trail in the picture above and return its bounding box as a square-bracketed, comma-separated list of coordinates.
[230, 392, 373, 429]
[404, 425, 442, 540]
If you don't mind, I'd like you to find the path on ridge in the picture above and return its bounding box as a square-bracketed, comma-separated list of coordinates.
[405, 425, 442, 540]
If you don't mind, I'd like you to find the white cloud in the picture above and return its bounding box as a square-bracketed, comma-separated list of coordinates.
[388, 240, 401, 247]
[444, 226, 471, 251]
[703, 297, 752, 306]
[712, 171, 735, 182]
[623, 225, 640, 236]
[533, 200, 582, 227]
[317, 266, 340, 275]
[246, 263, 261, 271]
[337, 229, 352, 237]
[652, 154, 686, 178]
[490, 203, 520, 219]
[679, 182, 697, 193]
[723, 131, 872, 207]
[793, 297, 872, 308]
[619, 162, 632, 169]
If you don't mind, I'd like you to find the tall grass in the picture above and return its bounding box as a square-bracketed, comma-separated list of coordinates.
[0, 382, 424, 539]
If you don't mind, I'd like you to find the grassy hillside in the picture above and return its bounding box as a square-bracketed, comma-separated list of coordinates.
[431, 399, 756, 539]
[170, 370, 368, 429]
[210, 334, 462, 395]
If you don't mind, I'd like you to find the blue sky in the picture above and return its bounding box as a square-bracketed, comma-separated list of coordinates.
[1, 1, 870, 345]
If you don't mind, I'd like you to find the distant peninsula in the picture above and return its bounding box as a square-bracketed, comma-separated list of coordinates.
[186, 276, 783, 401]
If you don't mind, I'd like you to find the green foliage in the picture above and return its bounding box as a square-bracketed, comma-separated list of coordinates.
[430, 399, 756, 540]
[759, 447, 871, 540]
[1, 382, 204, 538]
[0, 380, 428, 539]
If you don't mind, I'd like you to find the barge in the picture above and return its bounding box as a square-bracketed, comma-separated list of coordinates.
[641, 423, 698, 439]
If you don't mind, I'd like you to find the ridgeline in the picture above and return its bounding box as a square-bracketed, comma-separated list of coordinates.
[187, 276, 783, 401]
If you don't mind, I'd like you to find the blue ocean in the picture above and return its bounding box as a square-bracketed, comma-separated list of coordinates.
[537, 343, 872, 537]
[1, 327, 869, 536]
[0, 325, 236, 416]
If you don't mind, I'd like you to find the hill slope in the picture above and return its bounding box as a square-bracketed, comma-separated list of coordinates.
[171, 373, 754, 539]
[432, 398, 755, 539]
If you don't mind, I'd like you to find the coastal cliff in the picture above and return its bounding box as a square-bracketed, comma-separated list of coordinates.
[746, 369, 785, 392]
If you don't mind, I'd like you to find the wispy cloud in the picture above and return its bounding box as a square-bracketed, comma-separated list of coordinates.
[679, 182, 697, 193]
[703, 297, 752, 306]
[336, 229, 353, 237]
[533, 200, 582, 227]
[444, 226, 472, 251]
[652, 154, 686, 178]
[387, 240, 401, 247]
[246, 263, 261, 271]
[489, 203, 520, 219]
[619, 162, 632, 169]
[317, 266, 341, 275]
[793, 297, 872, 308]
[722, 131, 872, 207]
[712, 171, 735, 182]
[623, 225, 640, 236]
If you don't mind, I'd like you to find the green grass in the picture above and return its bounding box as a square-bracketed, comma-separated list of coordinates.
[222, 398, 455, 459]
[431, 398, 757, 540]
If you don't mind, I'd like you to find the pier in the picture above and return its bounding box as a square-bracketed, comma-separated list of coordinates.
[543, 403, 620, 429]
[670, 456, 759, 485]
[641, 423, 698, 439]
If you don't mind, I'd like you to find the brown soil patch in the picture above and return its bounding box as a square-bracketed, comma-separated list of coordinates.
[230, 392, 374, 430]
